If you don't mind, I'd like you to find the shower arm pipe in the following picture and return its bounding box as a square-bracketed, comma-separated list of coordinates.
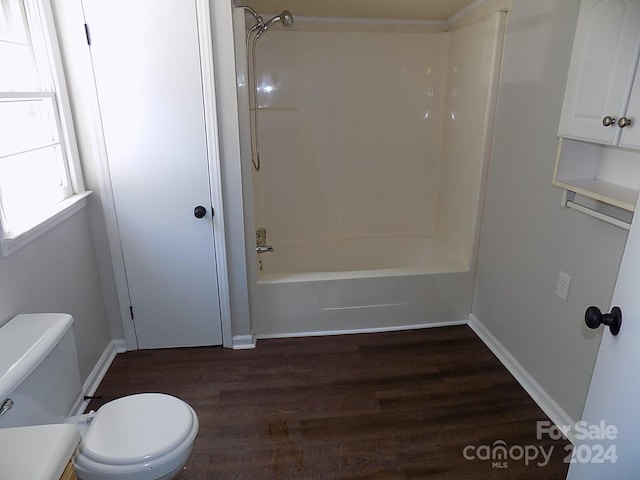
[238, 5, 264, 27]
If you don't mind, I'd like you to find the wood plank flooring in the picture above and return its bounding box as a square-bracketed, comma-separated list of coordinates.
[87, 326, 570, 479]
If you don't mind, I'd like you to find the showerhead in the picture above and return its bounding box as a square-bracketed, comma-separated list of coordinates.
[262, 10, 294, 31]
[281, 10, 294, 27]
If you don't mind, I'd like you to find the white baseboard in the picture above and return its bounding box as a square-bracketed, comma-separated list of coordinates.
[468, 314, 576, 443]
[232, 334, 256, 350]
[255, 320, 468, 340]
[71, 339, 126, 415]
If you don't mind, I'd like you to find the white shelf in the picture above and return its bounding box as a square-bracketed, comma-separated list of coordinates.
[553, 136, 640, 214]
[552, 178, 638, 212]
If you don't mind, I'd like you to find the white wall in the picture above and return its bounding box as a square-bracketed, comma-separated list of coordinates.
[209, 0, 254, 342]
[0, 0, 120, 384]
[51, 0, 128, 344]
[0, 210, 112, 382]
[472, 0, 628, 422]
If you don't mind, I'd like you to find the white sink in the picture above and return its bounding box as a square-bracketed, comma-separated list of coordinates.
[0, 423, 80, 479]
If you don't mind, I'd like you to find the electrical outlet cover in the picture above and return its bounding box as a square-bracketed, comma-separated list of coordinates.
[555, 271, 571, 301]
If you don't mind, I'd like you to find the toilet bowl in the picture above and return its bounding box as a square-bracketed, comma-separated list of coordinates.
[0, 313, 199, 480]
[72, 393, 199, 480]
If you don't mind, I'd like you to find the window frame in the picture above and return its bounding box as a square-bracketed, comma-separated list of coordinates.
[0, 0, 88, 256]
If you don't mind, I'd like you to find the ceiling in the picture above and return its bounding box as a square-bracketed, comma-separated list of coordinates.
[240, 0, 478, 21]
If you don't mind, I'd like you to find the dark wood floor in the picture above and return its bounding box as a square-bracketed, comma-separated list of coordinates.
[88, 326, 570, 479]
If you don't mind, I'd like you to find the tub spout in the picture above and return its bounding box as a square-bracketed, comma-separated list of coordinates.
[256, 245, 273, 254]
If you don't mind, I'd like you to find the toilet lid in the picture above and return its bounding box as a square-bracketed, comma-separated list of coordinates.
[79, 393, 196, 466]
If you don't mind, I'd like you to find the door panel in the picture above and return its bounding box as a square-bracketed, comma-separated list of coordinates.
[566, 196, 640, 478]
[84, 0, 222, 348]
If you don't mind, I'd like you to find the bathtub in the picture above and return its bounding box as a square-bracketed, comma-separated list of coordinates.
[253, 235, 475, 337]
[234, 8, 507, 338]
[258, 235, 466, 282]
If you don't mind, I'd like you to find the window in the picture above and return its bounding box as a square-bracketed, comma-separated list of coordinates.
[0, 0, 85, 251]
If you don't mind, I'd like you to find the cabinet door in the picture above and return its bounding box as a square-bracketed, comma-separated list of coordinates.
[558, 0, 640, 145]
[619, 60, 640, 149]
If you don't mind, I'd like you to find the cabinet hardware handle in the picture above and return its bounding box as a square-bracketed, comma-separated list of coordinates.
[617, 116, 633, 128]
[602, 115, 616, 127]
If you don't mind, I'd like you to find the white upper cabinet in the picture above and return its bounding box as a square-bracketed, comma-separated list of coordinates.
[558, 0, 640, 146]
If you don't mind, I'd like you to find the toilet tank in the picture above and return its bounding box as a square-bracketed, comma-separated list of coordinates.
[0, 314, 82, 428]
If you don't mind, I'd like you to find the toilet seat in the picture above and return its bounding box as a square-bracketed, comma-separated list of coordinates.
[73, 393, 198, 480]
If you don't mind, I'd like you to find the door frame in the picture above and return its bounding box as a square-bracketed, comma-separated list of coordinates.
[83, 0, 232, 349]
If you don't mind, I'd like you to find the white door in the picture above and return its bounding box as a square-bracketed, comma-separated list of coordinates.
[566, 197, 640, 478]
[84, 0, 223, 348]
[557, 0, 640, 145]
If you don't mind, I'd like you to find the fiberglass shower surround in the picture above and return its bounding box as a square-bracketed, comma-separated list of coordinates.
[234, 8, 507, 336]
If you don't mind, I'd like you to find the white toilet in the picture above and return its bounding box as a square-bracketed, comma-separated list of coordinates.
[0, 313, 199, 480]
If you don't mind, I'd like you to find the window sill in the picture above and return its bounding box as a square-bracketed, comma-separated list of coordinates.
[0, 191, 92, 257]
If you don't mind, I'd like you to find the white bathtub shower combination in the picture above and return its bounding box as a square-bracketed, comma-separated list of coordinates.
[234, 4, 508, 336]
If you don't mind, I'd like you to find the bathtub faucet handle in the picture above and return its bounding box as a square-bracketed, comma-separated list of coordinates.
[256, 245, 274, 254]
[0, 398, 14, 416]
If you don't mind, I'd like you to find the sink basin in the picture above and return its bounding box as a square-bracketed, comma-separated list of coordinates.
[0, 423, 80, 479]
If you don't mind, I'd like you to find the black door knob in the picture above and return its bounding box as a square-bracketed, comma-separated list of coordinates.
[193, 206, 207, 219]
[585, 306, 622, 336]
